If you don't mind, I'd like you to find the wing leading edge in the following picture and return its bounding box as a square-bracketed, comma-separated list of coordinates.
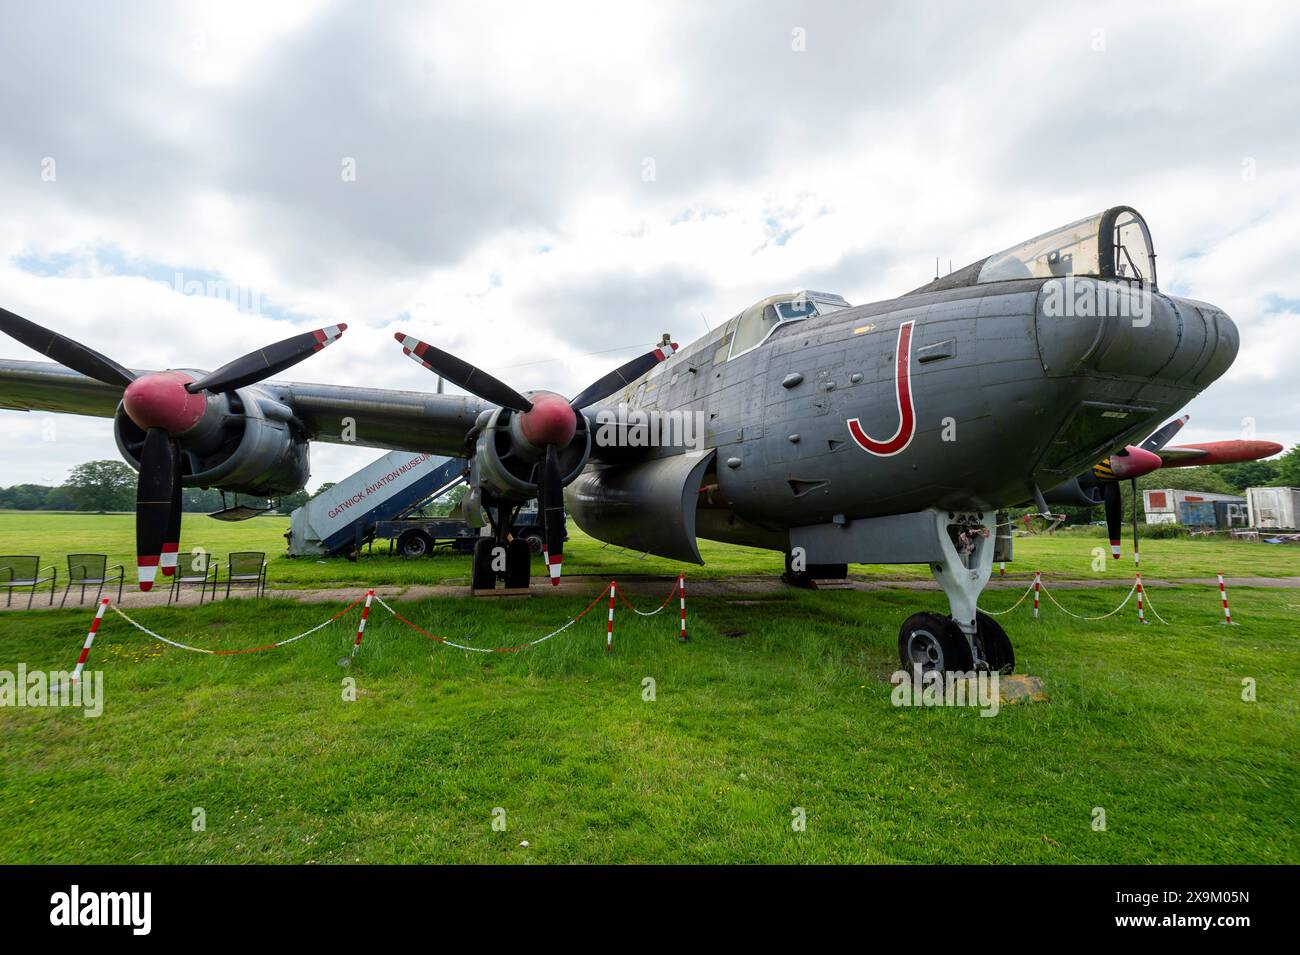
[0, 358, 488, 458]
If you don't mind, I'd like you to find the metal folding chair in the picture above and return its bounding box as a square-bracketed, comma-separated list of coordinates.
[169, 556, 219, 605]
[0, 555, 57, 609]
[223, 551, 267, 599]
[61, 553, 125, 607]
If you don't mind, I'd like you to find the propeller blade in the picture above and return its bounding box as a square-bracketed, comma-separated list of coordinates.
[394, 333, 532, 412]
[541, 443, 565, 586]
[136, 428, 175, 591]
[569, 342, 678, 410]
[187, 324, 347, 394]
[0, 307, 136, 388]
[1103, 481, 1123, 559]
[1140, 414, 1189, 453]
[160, 440, 182, 577]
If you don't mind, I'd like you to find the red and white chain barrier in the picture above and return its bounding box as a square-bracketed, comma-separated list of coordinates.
[352, 589, 374, 657]
[1218, 572, 1234, 625]
[373, 584, 618, 653]
[606, 581, 616, 652]
[679, 574, 688, 642]
[71, 597, 110, 683]
[110, 594, 367, 654]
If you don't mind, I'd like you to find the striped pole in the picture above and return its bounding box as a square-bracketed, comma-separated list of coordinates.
[352, 589, 374, 656]
[606, 582, 616, 652]
[999, 561, 1006, 577]
[678, 574, 688, 642]
[1032, 571, 1041, 619]
[72, 597, 110, 684]
[1135, 572, 1146, 625]
[1217, 572, 1233, 625]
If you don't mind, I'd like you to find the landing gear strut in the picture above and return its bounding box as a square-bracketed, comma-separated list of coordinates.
[895, 510, 1014, 674]
[470, 497, 533, 591]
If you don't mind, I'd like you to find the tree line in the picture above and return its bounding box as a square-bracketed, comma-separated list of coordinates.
[0, 460, 326, 514]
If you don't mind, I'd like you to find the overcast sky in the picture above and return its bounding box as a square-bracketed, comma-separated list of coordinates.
[1, 0, 1297, 490]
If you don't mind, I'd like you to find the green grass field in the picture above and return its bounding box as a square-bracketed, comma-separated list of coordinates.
[1, 562, 1298, 862]
[4, 511, 1300, 590]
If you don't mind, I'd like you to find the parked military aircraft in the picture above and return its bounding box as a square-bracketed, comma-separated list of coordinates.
[0, 206, 1280, 673]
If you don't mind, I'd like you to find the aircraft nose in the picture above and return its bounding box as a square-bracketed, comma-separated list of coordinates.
[1034, 279, 1238, 389]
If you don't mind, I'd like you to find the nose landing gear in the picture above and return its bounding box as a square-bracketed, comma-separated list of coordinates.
[894, 510, 1015, 674]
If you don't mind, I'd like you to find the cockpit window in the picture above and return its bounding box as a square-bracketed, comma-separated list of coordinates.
[726, 290, 852, 360]
[775, 299, 818, 321]
[977, 206, 1157, 288]
[978, 214, 1104, 283]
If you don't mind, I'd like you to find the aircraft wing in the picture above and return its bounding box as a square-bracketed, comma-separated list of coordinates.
[0, 358, 489, 458]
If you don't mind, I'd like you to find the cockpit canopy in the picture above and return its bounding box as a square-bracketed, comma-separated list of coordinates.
[977, 206, 1157, 287]
[728, 290, 851, 359]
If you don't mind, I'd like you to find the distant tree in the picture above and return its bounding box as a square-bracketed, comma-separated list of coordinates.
[276, 489, 310, 513]
[0, 483, 52, 510]
[429, 483, 468, 517]
[311, 482, 337, 499]
[1272, 445, 1300, 487]
[43, 485, 77, 510]
[64, 460, 136, 512]
[182, 487, 225, 513]
[1212, 459, 1280, 493]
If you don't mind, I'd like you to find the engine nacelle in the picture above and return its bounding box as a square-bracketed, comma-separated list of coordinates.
[472, 405, 591, 501]
[114, 383, 309, 496]
[565, 450, 715, 563]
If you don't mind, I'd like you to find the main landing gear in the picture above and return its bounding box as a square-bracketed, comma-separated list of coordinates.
[470, 496, 533, 591]
[896, 510, 1015, 675]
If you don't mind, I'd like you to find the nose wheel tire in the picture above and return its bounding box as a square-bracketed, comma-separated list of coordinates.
[973, 611, 1015, 673]
[898, 612, 974, 674]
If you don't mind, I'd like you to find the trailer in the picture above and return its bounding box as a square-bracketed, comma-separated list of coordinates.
[1246, 486, 1300, 530]
[1143, 489, 1244, 527]
[373, 508, 553, 558]
[286, 450, 466, 556]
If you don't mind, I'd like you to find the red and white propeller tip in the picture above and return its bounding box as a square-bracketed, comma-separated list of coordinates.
[541, 545, 562, 586]
[312, 324, 347, 350]
[395, 332, 434, 371]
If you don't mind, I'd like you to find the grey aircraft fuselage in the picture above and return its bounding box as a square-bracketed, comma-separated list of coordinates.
[598, 276, 1236, 554]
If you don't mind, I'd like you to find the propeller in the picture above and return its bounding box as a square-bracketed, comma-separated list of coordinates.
[395, 332, 678, 584]
[0, 308, 347, 589]
[1095, 415, 1189, 561]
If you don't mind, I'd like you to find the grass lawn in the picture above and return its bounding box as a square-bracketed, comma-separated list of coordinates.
[0, 579, 1296, 863]
[4, 511, 1300, 591]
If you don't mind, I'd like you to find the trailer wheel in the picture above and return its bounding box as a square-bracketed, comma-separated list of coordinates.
[397, 530, 432, 559]
[523, 532, 545, 554]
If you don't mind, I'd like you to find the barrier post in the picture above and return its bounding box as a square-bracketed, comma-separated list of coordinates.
[678, 574, 688, 642]
[1032, 571, 1041, 620]
[607, 582, 616, 652]
[1217, 572, 1233, 625]
[1135, 572, 1146, 625]
[72, 597, 110, 684]
[352, 589, 375, 656]
[999, 561, 1006, 577]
